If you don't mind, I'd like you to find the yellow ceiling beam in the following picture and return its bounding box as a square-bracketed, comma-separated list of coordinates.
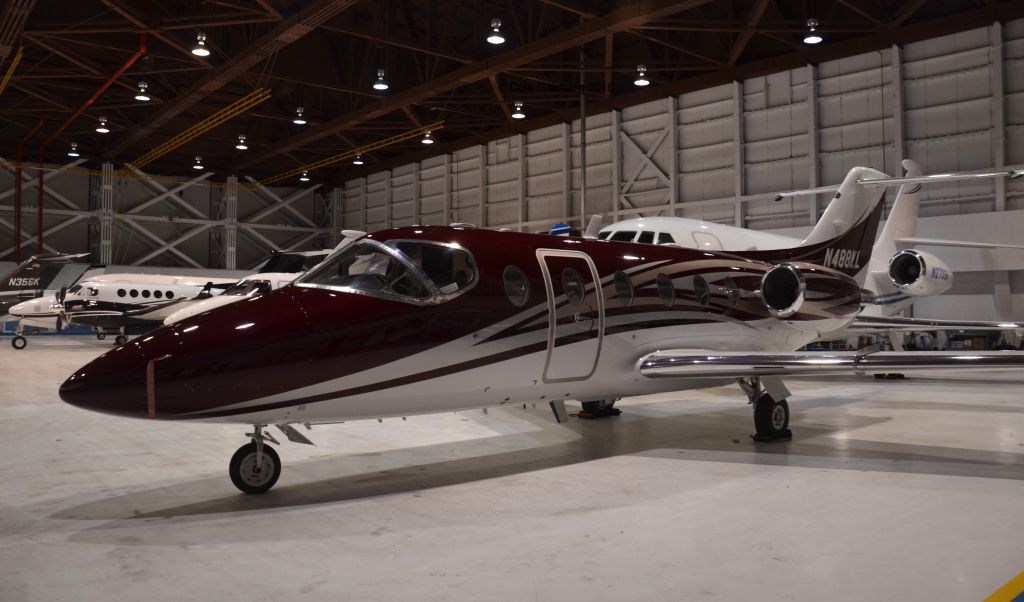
[0, 47, 24, 96]
[129, 87, 271, 169]
[260, 121, 444, 186]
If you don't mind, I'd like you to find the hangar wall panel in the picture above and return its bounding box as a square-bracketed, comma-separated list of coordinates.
[0, 163, 331, 269]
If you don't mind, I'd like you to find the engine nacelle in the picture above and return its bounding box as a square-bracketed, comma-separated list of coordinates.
[760, 263, 805, 318]
[888, 249, 954, 297]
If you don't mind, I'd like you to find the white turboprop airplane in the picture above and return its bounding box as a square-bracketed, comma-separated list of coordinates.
[598, 160, 1024, 335]
[59, 165, 1024, 494]
[164, 233, 366, 325]
[8, 272, 237, 349]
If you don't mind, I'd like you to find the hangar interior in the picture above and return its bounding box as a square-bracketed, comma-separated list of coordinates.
[2, 1, 1024, 601]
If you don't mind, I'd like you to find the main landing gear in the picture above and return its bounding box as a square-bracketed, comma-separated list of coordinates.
[739, 376, 792, 442]
[11, 335, 26, 350]
[578, 399, 621, 419]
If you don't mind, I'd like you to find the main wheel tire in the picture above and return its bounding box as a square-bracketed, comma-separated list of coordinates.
[229, 442, 281, 494]
[96, 332, 106, 340]
[11, 336, 27, 350]
[753, 394, 790, 441]
[114, 334, 128, 345]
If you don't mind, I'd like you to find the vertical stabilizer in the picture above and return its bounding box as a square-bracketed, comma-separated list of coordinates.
[800, 167, 889, 247]
[873, 159, 922, 261]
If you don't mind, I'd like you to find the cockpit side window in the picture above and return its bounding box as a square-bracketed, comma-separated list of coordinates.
[597, 231, 611, 240]
[392, 241, 476, 295]
[657, 232, 676, 245]
[298, 242, 431, 302]
[609, 231, 636, 242]
[636, 231, 654, 244]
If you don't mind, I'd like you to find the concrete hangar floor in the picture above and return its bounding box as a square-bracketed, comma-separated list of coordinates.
[1, 337, 1022, 601]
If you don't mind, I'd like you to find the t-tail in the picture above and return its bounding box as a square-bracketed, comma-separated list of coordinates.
[749, 167, 891, 284]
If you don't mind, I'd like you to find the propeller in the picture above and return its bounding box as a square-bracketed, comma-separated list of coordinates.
[55, 286, 68, 333]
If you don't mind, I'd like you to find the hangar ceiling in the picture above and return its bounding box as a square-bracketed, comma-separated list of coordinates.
[2, 0, 1023, 184]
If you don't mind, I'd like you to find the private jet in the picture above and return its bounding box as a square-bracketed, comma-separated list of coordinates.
[60, 166, 1024, 494]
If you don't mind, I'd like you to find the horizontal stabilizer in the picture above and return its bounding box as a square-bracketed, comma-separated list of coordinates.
[895, 237, 1024, 250]
[775, 168, 1022, 201]
[639, 350, 1024, 378]
[848, 315, 1024, 333]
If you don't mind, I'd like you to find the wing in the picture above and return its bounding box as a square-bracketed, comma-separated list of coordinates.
[639, 350, 1024, 379]
[894, 237, 1024, 250]
[848, 315, 1024, 333]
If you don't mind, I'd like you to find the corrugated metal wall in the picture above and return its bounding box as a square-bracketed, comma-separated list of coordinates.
[340, 19, 1024, 235]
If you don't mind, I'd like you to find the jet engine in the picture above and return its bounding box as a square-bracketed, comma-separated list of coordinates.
[760, 264, 805, 318]
[888, 249, 953, 297]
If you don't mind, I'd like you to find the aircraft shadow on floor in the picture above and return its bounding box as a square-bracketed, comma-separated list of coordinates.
[50, 390, 1024, 546]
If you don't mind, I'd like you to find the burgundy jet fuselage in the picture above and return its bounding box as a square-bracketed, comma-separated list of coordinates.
[61, 224, 866, 427]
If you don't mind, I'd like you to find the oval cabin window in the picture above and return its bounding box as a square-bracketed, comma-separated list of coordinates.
[656, 273, 675, 307]
[614, 271, 634, 306]
[503, 266, 530, 307]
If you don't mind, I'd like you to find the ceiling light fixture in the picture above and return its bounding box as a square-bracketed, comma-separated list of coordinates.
[299, 171, 310, 182]
[95, 116, 110, 134]
[67, 142, 80, 158]
[235, 134, 248, 150]
[193, 156, 204, 170]
[372, 69, 389, 91]
[487, 18, 505, 45]
[293, 106, 307, 125]
[634, 64, 649, 87]
[353, 154, 364, 165]
[192, 32, 210, 57]
[134, 81, 150, 101]
[421, 131, 434, 144]
[511, 101, 525, 119]
[803, 18, 822, 44]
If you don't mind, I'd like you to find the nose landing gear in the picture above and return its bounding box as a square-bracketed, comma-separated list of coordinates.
[229, 425, 281, 494]
[11, 335, 27, 350]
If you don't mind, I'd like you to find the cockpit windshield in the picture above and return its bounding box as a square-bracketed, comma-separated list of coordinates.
[297, 240, 476, 304]
[223, 279, 273, 296]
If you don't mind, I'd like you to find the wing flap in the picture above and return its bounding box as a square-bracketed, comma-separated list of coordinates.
[849, 315, 1024, 333]
[639, 350, 1024, 379]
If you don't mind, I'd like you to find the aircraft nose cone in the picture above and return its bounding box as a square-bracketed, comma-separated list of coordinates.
[59, 341, 152, 418]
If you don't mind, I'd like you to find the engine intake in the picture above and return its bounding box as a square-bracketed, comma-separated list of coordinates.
[760, 264, 805, 318]
[888, 249, 953, 297]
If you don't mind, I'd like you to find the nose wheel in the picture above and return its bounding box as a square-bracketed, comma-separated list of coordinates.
[229, 425, 282, 494]
[114, 334, 128, 345]
[11, 335, 27, 350]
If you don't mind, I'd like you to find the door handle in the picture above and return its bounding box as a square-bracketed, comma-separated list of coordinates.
[573, 312, 592, 323]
